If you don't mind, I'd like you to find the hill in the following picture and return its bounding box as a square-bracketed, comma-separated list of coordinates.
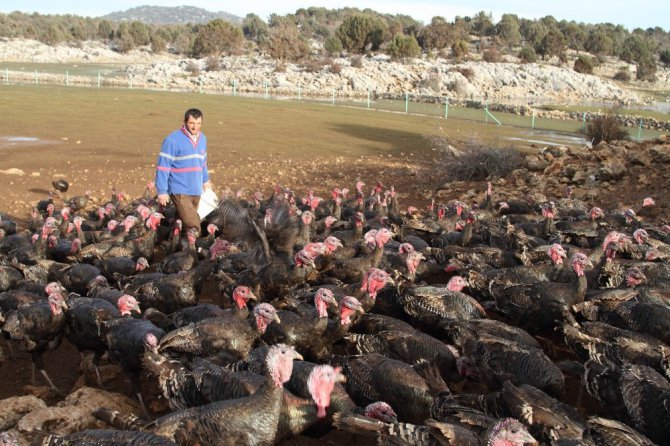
[100, 5, 242, 25]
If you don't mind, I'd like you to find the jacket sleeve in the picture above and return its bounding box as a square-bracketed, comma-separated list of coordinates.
[155, 136, 175, 195]
[201, 135, 209, 184]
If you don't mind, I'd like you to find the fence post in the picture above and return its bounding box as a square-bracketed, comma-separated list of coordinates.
[485, 100, 488, 125]
[298, 83, 301, 101]
[232, 79, 237, 96]
[405, 93, 409, 114]
[4, 67, 8, 84]
[531, 112, 536, 133]
[444, 97, 449, 119]
[65, 70, 69, 86]
[582, 112, 586, 130]
[264, 80, 269, 99]
[97, 71, 101, 88]
[637, 119, 643, 142]
[367, 89, 370, 109]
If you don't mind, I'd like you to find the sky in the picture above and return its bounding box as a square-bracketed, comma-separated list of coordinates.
[1, 0, 668, 31]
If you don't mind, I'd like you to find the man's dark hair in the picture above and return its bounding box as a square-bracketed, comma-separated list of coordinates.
[184, 108, 203, 122]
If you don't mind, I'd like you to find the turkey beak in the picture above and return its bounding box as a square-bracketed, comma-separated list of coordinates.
[356, 305, 365, 314]
[273, 314, 281, 324]
[294, 352, 304, 360]
[247, 291, 258, 301]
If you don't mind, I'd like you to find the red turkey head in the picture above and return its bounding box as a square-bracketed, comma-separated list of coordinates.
[143, 333, 159, 355]
[361, 268, 392, 300]
[254, 303, 281, 334]
[106, 219, 119, 232]
[323, 236, 343, 254]
[232, 286, 257, 309]
[135, 257, 149, 271]
[355, 181, 365, 194]
[625, 267, 646, 288]
[60, 207, 71, 221]
[364, 401, 398, 423]
[266, 343, 303, 388]
[331, 188, 341, 200]
[633, 229, 649, 244]
[295, 249, 316, 268]
[146, 212, 163, 231]
[314, 288, 337, 317]
[123, 215, 139, 232]
[70, 238, 81, 253]
[47, 291, 68, 316]
[399, 243, 415, 254]
[186, 228, 198, 245]
[374, 228, 394, 248]
[209, 239, 234, 260]
[307, 365, 346, 418]
[589, 207, 604, 220]
[571, 253, 593, 277]
[301, 210, 315, 226]
[447, 276, 468, 292]
[339, 296, 363, 325]
[406, 251, 425, 276]
[97, 207, 106, 220]
[73, 216, 84, 230]
[45, 282, 66, 296]
[206, 223, 218, 235]
[488, 418, 536, 446]
[547, 244, 567, 266]
[117, 295, 141, 316]
[643, 197, 655, 207]
[324, 216, 338, 229]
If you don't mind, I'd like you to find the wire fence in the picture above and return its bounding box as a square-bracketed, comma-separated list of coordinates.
[1, 66, 664, 143]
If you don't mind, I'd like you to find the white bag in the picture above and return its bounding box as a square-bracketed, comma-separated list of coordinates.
[197, 188, 219, 220]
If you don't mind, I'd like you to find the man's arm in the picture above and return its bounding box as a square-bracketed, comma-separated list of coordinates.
[155, 136, 175, 205]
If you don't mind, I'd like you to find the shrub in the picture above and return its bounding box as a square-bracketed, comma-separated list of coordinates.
[350, 55, 363, 68]
[518, 46, 537, 63]
[579, 114, 629, 145]
[636, 56, 657, 81]
[613, 69, 631, 81]
[185, 61, 200, 76]
[451, 39, 469, 59]
[205, 56, 221, 72]
[150, 34, 167, 54]
[573, 55, 594, 74]
[428, 137, 524, 181]
[330, 62, 343, 74]
[301, 58, 322, 73]
[482, 47, 501, 62]
[417, 72, 442, 92]
[324, 36, 343, 56]
[274, 62, 286, 73]
[387, 34, 421, 61]
[660, 49, 670, 66]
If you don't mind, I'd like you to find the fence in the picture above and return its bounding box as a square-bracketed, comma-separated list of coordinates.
[2, 66, 665, 143]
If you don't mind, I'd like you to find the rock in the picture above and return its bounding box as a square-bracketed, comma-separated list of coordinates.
[16, 387, 140, 435]
[597, 159, 627, 181]
[649, 145, 670, 163]
[0, 395, 46, 430]
[0, 168, 25, 176]
[525, 155, 548, 172]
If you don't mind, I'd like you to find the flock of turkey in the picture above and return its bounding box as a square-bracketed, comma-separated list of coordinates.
[0, 172, 669, 446]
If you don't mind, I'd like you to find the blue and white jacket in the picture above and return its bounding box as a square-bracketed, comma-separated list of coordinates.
[155, 128, 209, 196]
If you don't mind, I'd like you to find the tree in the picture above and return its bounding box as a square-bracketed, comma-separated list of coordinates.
[128, 21, 150, 46]
[40, 23, 64, 45]
[336, 14, 387, 53]
[388, 33, 420, 61]
[620, 35, 653, 63]
[150, 33, 167, 54]
[496, 14, 521, 47]
[264, 23, 309, 61]
[518, 46, 537, 63]
[472, 10, 494, 40]
[520, 19, 548, 51]
[419, 16, 452, 50]
[636, 54, 657, 81]
[243, 13, 269, 44]
[192, 19, 244, 57]
[559, 20, 587, 51]
[115, 27, 135, 53]
[451, 39, 469, 59]
[584, 27, 613, 55]
[97, 19, 114, 41]
[660, 49, 670, 66]
[536, 29, 566, 60]
[573, 55, 594, 74]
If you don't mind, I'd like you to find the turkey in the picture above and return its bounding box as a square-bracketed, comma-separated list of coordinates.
[585, 416, 656, 446]
[333, 353, 434, 424]
[1, 289, 68, 392]
[158, 302, 280, 361]
[262, 287, 339, 356]
[157, 227, 199, 274]
[103, 317, 166, 414]
[143, 344, 303, 446]
[36, 429, 178, 445]
[490, 252, 593, 332]
[333, 412, 536, 446]
[64, 294, 140, 385]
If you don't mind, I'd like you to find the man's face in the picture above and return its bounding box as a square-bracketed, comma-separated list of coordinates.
[184, 116, 202, 135]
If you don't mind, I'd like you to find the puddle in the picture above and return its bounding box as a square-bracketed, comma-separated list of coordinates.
[0, 136, 56, 149]
[503, 130, 590, 148]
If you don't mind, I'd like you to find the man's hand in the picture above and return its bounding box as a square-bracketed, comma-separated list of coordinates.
[157, 194, 170, 206]
[203, 181, 212, 191]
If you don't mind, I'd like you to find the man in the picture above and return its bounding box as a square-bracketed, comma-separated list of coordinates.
[155, 108, 212, 235]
